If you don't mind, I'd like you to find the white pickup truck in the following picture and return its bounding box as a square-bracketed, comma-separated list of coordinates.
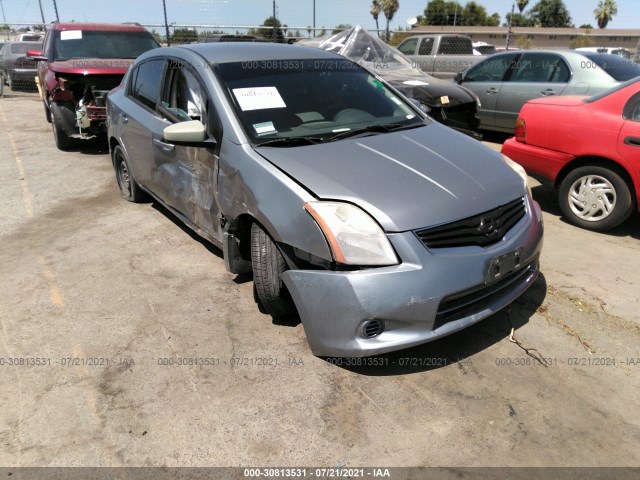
[397, 34, 482, 80]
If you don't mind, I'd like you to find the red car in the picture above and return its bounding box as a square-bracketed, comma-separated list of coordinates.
[502, 78, 640, 231]
[27, 23, 159, 149]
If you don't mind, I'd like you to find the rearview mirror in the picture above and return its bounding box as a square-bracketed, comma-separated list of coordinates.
[454, 72, 463, 84]
[164, 120, 208, 144]
[26, 50, 47, 61]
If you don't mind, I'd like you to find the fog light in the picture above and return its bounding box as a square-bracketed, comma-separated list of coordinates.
[362, 319, 385, 339]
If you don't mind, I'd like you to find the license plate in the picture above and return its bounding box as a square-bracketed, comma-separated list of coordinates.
[485, 248, 523, 284]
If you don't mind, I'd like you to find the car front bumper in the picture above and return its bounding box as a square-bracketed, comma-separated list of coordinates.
[282, 196, 544, 357]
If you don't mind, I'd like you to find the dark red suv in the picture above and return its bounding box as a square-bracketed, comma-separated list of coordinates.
[28, 22, 159, 149]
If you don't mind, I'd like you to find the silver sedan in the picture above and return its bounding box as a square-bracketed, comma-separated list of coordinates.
[456, 49, 640, 133]
[107, 43, 543, 357]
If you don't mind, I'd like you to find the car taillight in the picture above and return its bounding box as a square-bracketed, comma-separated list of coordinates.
[515, 118, 526, 143]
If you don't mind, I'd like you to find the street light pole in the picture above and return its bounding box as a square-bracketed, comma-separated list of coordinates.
[313, 0, 316, 31]
[52, 0, 60, 22]
[37, 0, 46, 24]
[163, 0, 171, 46]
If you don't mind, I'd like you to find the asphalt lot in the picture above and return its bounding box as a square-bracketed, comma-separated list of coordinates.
[1, 91, 640, 468]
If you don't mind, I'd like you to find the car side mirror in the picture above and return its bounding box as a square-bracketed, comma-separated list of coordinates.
[163, 120, 215, 147]
[454, 72, 463, 84]
[26, 50, 47, 61]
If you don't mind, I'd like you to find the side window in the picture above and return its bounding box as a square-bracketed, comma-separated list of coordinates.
[438, 38, 470, 55]
[130, 59, 164, 110]
[398, 38, 418, 55]
[464, 54, 519, 82]
[418, 38, 435, 55]
[161, 62, 207, 123]
[511, 53, 570, 83]
[624, 93, 640, 121]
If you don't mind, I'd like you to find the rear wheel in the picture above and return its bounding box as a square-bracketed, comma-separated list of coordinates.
[250, 222, 294, 318]
[113, 145, 145, 203]
[50, 101, 77, 150]
[559, 165, 634, 231]
[44, 100, 52, 123]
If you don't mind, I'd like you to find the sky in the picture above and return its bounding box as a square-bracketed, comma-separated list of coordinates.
[1, 0, 638, 30]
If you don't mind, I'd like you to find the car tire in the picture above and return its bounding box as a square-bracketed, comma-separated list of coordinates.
[7, 73, 13, 90]
[113, 145, 146, 203]
[50, 101, 77, 150]
[559, 165, 634, 231]
[250, 222, 295, 318]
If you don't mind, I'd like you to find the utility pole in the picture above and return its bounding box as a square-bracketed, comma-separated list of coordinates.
[52, 0, 59, 22]
[505, 2, 515, 50]
[453, 1, 458, 27]
[163, 0, 171, 46]
[0, 0, 7, 24]
[272, 0, 276, 40]
[313, 0, 315, 31]
[37, 0, 46, 25]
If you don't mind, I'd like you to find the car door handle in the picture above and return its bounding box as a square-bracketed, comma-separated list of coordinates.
[153, 138, 175, 152]
[624, 136, 640, 147]
[486, 88, 499, 94]
[119, 113, 128, 124]
[541, 89, 556, 96]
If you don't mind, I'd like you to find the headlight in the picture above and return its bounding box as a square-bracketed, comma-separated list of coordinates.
[502, 154, 531, 195]
[304, 201, 398, 266]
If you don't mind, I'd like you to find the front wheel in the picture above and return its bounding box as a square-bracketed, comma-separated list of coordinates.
[50, 102, 77, 150]
[559, 165, 634, 231]
[250, 222, 295, 318]
[113, 145, 146, 203]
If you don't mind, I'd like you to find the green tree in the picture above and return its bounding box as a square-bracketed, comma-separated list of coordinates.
[570, 34, 594, 49]
[594, 0, 618, 29]
[516, 35, 532, 49]
[371, 0, 382, 37]
[516, 0, 529, 13]
[460, 2, 488, 26]
[257, 16, 286, 43]
[332, 24, 352, 34]
[390, 26, 411, 46]
[486, 12, 501, 26]
[420, 0, 460, 26]
[382, 0, 399, 42]
[171, 28, 198, 44]
[529, 0, 573, 27]
[579, 23, 594, 28]
[505, 12, 535, 27]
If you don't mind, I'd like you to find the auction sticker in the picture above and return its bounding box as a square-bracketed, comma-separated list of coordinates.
[233, 87, 286, 111]
[61, 30, 83, 40]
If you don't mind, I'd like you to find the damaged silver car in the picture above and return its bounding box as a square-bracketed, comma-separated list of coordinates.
[107, 43, 544, 357]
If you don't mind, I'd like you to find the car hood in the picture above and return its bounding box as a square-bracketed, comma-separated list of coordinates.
[385, 74, 477, 107]
[49, 58, 134, 75]
[254, 123, 525, 232]
[528, 95, 588, 107]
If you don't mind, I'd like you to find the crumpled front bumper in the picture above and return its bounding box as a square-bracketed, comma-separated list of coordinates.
[282, 196, 544, 357]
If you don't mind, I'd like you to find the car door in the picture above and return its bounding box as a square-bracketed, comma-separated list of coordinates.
[460, 52, 520, 128]
[495, 52, 571, 131]
[155, 60, 223, 241]
[120, 58, 168, 190]
[618, 92, 640, 166]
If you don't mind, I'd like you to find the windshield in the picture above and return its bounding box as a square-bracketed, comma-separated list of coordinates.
[53, 30, 159, 60]
[214, 58, 423, 145]
[581, 52, 640, 82]
[10, 42, 41, 55]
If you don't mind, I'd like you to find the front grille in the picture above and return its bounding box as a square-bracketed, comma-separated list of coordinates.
[416, 197, 526, 249]
[433, 258, 538, 330]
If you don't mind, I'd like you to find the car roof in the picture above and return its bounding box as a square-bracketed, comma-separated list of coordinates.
[50, 22, 149, 32]
[176, 42, 343, 63]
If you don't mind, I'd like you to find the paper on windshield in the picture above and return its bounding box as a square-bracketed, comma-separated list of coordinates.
[61, 30, 83, 41]
[233, 87, 286, 111]
[403, 80, 430, 86]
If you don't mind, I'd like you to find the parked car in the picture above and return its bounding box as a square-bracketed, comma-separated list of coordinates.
[457, 50, 640, 133]
[397, 34, 482, 80]
[14, 32, 44, 42]
[575, 47, 632, 59]
[1, 41, 41, 90]
[107, 43, 543, 357]
[298, 26, 481, 137]
[502, 78, 640, 231]
[196, 34, 266, 43]
[473, 42, 497, 56]
[27, 22, 160, 149]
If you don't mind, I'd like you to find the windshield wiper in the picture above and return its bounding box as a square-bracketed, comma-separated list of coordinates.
[256, 136, 323, 148]
[326, 122, 423, 142]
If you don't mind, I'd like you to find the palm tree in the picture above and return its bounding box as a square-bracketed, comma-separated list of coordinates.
[516, 0, 529, 14]
[594, 0, 618, 29]
[371, 0, 382, 37]
[382, 0, 399, 42]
